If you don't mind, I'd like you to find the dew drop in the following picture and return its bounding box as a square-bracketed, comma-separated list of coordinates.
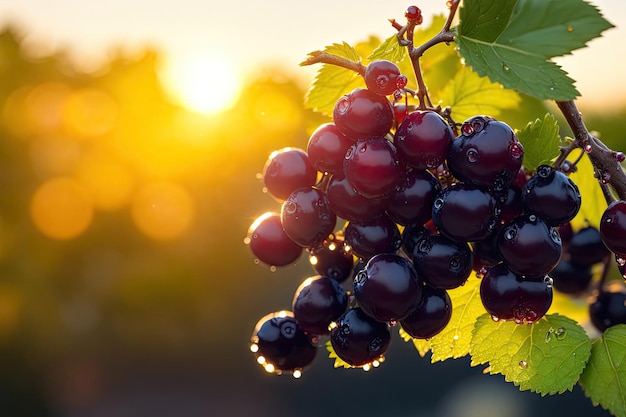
[555, 327, 567, 340]
[461, 122, 474, 136]
[388, 319, 398, 327]
[584, 143, 593, 153]
[257, 355, 266, 365]
[615, 152, 626, 162]
[509, 142, 523, 159]
[336, 96, 350, 114]
[250, 343, 259, 353]
[284, 201, 298, 215]
[616, 256, 626, 267]
[354, 270, 368, 286]
[292, 369, 302, 379]
[453, 334, 459, 341]
[269, 265, 277, 272]
[466, 147, 479, 163]
[370, 337, 384, 352]
[491, 315, 500, 322]
[362, 363, 371, 372]
[433, 198, 444, 210]
[528, 214, 537, 222]
[504, 228, 517, 241]
[503, 64, 510, 71]
[567, 25, 574, 32]
[344, 146, 355, 160]
[243, 236, 251, 245]
[544, 276, 553, 288]
[519, 360, 528, 369]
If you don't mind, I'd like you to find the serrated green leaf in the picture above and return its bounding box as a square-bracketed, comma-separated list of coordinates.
[303, 42, 365, 116]
[471, 313, 592, 395]
[367, 34, 406, 63]
[429, 273, 485, 362]
[440, 66, 520, 123]
[517, 113, 562, 171]
[568, 150, 607, 230]
[399, 326, 431, 357]
[579, 325, 626, 417]
[325, 340, 354, 369]
[457, 0, 614, 100]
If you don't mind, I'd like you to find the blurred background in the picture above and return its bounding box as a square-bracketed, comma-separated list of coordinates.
[0, 1, 622, 416]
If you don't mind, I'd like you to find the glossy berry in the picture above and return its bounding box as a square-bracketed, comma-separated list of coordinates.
[330, 307, 392, 367]
[263, 148, 317, 200]
[344, 214, 401, 260]
[292, 275, 349, 335]
[307, 123, 353, 175]
[247, 212, 303, 267]
[343, 137, 405, 199]
[600, 200, 626, 255]
[497, 186, 524, 225]
[281, 187, 336, 248]
[400, 286, 452, 339]
[353, 253, 423, 322]
[401, 224, 431, 256]
[447, 116, 523, 190]
[550, 259, 593, 295]
[405, 5, 422, 22]
[309, 235, 354, 283]
[386, 169, 440, 226]
[498, 214, 562, 277]
[480, 263, 553, 324]
[411, 234, 473, 289]
[365, 60, 402, 96]
[394, 110, 454, 170]
[250, 311, 317, 374]
[472, 231, 503, 268]
[567, 225, 610, 267]
[333, 88, 394, 140]
[326, 174, 388, 223]
[522, 165, 581, 226]
[589, 285, 626, 332]
[431, 182, 498, 242]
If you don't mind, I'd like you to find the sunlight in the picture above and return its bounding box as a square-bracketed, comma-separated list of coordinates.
[161, 54, 241, 114]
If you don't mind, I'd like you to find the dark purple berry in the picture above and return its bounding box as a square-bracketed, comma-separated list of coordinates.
[309, 235, 354, 283]
[333, 88, 394, 140]
[431, 182, 499, 242]
[394, 110, 454, 170]
[263, 148, 317, 200]
[386, 169, 440, 226]
[365, 60, 402, 96]
[448, 116, 523, 190]
[292, 275, 349, 335]
[281, 187, 336, 248]
[498, 214, 562, 277]
[326, 174, 389, 223]
[307, 123, 353, 175]
[600, 200, 626, 255]
[550, 259, 593, 295]
[330, 307, 392, 367]
[251, 311, 317, 374]
[480, 263, 553, 324]
[589, 286, 626, 332]
[411, 234, 473, 289]
[568, 225, 610, 267]
[400, 286, 452, 339]
[522, 165, 581, 226]
[247, 212, 303, 267]
[401, 224, 431, 255]
[344, 215, 401, 260]
[353, 253, 423, 322]
[343, 137, 405, 199]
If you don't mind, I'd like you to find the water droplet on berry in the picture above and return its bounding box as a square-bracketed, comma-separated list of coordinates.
[491, 315, 500, 322]
[250, 343, 259, 353]
[616, 256, 625, 266]
[354, 270, 368, 286]
[284, 201, 297, 215]
[504, 228, 517, 241]
[376, 75, 390, 90]
[417, 238, 433, 253]
[466, 147, 479, 163]
[336, 96, 350, 114]
[528, 214, 537, 222]
[396, 74, 408, 90]
[537, 165, 553, 178]
[433, 198, 444, 210]
[280, 321, 297, 338]
[544, 276, 553, 288]
[509, 142, 523, 159]
[519, 360, 528, 369]
[449, 256, 461, 271]
[292, 369, 302, 378]
[461, 122, 474, 136]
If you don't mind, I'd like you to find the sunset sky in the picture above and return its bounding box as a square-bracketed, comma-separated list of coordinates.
[1, 0, 624, 111]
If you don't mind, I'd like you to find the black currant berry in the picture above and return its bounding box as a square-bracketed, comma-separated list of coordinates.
[330, 307, 392, 368]
[309, 235, 354, 283]
[326, 174, 389, 223]
[386, 169, 440, 226]
[281, 187, 336, 248]
[333, 88, 394, 140]
[567, 225, 610, 267]
[400, 285, 452, 339]
[411, 234, 473, 289]
[251, 311, 317, 375]
[344, 214, 401, 260]
[447, 116, 523, 190]
[480, 263, 553, 324]
[522, 165, 581, 226]
[292, 275, 349, 335]
[263, 148, 318, 200]
[307, 123, 353, 175]
[394, 110, 454, 170]
[247, 212, 303, 267]
[550, 259, 593, 295]
[364, 60, 402, 96]
[600, 200, 626, 256]
[589, 285, 626, 332]
[354, 253, 423, 322]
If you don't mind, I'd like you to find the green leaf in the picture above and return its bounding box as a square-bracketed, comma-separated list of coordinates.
[457, 0, 614, 100]
[516, 113, 562, 171]
[367, 34, 406, 63]
[303, 42, 365, 116]
[568, 150, 607, 230]
[325, 340, 353, 369]
[399, 326, 431, 357]
[580, 325, 626, 417]
[440, 66, 520, 123]
[429, 273, 485, 362]
[471, 313, 592, 395]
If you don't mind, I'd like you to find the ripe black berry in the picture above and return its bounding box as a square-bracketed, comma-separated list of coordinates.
[395, 110, 454, 170]
[364, 60, 402, 96]
[281, 187, 336, 248]
[522, 165, 581, 226]
[600, 200, 626, 256]
[263, 148, 318, 200]
[333, 88, 394, 140]
[400, 285, 452, 339]
[411, 234, 473, 289]
[247, 212, 303, 267]
[292, 275, 349, 335]
[589, 285, 626, 332]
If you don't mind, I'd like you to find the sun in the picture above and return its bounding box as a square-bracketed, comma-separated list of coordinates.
[161, 55, 241, 114]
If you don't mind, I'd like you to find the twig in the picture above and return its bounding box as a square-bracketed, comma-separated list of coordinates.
[300, 51, 366, 76]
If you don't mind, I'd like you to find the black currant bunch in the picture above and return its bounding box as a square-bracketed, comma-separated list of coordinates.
[245, 57, 587, 377]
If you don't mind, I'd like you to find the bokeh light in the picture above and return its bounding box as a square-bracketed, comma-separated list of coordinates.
[30, 176, 94, 240]
[130, 181, 195, 241]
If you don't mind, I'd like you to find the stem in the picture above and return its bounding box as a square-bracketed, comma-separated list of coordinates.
[300, 51, 366, 76]
[556, 100, 626, 202]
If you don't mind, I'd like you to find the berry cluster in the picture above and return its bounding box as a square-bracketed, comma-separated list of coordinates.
[245, 59, 620, 378]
